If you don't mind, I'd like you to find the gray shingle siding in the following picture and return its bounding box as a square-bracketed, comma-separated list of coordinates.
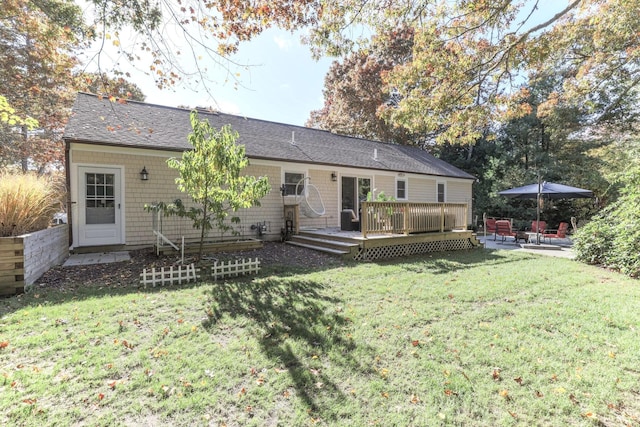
[64, 92, 475, 180]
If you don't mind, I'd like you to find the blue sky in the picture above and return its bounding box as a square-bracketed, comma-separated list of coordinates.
[115, 29, 334, 127]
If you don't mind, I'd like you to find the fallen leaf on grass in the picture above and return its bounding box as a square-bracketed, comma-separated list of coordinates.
[410, 394, 420, 404]
[23, 398, 37, 405]
[97, 393, 104, 401]
[0, 341, 9, 349]
[514, 376, 523, 385]
[444, 389, 458, 396]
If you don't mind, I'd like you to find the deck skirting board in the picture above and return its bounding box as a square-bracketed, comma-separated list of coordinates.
[354, 238, 474, 260]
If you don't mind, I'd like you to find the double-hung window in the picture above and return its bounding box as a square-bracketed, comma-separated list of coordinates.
[437, 182, 446, 203]
[396, 179, 407, 200]
[283, 172, 305, 196]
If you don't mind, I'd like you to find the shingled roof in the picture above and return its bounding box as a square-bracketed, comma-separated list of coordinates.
[64, 92, 475, 180]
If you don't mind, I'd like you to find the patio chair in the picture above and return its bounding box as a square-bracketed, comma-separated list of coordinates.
[485, 217, 497, 239]
[543, 222, 569, 243]
[495, 220, 517, 243]
[529, 220, 547, 234]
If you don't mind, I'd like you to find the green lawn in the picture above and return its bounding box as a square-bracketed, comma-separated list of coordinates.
[1, 248, 639, 426]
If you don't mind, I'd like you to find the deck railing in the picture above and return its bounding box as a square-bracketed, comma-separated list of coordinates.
[360, 202, 468, 238]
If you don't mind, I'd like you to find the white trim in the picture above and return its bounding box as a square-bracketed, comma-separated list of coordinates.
[71, 163, 125, 247]
[436, 181, 447, 203]
[395, 177, 408, 200]
[282, 169, 307, 197]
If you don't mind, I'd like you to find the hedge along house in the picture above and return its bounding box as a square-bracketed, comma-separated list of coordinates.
[63, 93, 478, 259]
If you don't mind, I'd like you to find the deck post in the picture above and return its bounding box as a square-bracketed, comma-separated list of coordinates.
[361, 202, 369, 238]
[440, 204, 445, 232]
[403, 203, 409, 235]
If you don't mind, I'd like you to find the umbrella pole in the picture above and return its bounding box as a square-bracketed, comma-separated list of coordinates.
[536, 178, 541, 245]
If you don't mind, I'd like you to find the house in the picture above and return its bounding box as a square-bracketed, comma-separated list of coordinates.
[63, 92, 476, 256]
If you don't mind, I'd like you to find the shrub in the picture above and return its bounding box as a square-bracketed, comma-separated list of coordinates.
[0, 172, 64, 237]
[574, 163, 640, 277]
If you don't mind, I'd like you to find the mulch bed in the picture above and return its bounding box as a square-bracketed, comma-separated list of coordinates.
[35, 242, 344, 290]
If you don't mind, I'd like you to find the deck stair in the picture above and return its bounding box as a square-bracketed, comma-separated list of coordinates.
[286, 232, 360, 258]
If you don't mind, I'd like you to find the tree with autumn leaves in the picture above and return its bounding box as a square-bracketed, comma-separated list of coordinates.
[306, 0, 640, 146]
[0, 1, 146, 172]
[0, 0, 85, 171]
[6, 0, 640, 158]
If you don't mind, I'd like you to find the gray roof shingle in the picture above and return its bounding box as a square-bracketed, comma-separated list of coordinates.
[64, 92, 475, 180]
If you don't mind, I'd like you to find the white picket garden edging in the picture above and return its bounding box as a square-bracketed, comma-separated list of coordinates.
[140, 264, 199, 288]
[211, 258, 260, 280]
[139, 258, 260, 287]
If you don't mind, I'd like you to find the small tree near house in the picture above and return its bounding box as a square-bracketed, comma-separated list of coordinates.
[166, 111, 270, 260]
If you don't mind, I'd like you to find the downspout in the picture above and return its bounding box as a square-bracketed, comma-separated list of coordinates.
[64, 139, 73, 247]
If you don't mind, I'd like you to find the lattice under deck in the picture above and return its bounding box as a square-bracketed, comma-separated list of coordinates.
[353, 238, 474, 261]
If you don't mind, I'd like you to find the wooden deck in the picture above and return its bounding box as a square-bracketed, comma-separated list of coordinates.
[288, 227, 481, 261]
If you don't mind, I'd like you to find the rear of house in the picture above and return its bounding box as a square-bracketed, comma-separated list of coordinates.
[63, 93, 475, 250]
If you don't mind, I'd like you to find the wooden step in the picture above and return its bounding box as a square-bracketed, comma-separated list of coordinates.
[286, 241, 351, 256]
[290, 235, 359, 251]
[287, 234, 360, 257]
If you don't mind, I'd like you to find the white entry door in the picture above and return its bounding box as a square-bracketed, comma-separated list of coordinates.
[78, 167, 123, 246]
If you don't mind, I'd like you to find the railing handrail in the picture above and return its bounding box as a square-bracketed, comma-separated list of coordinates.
[360, 201, 468, 237]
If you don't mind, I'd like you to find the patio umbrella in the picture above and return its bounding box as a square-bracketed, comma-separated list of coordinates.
[498, 181, 593, 244]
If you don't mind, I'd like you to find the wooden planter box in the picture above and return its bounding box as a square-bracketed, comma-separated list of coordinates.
[0, 237, 24, 295]
[156, 238, 263, 255]
[0, 225, 69, 295]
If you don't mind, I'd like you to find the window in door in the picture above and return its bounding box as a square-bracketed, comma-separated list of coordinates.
[85, 172, 116, 224]
[358, 178, 371, 202]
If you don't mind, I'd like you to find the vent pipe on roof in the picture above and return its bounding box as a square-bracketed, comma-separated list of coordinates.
[291, 131, 295, 145]
[373, 148, 378, 161]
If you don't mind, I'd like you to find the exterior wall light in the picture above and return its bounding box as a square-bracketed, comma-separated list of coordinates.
[140, 166, 149, 181]
[331, 171, 337, 182]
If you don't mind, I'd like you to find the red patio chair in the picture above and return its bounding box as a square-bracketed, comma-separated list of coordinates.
[543, 222, 569, 243]
[530, 220, 547, 233]
[485, 217, 497, 239]
[495, 220, 517, 243]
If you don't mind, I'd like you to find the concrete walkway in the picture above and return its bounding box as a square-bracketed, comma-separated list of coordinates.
[477, 235, 576, 259]
[63, 251, 131, 267]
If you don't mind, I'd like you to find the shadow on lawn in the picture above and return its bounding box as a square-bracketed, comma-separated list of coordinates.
[374, 248, 539, 275]
[202, 277, 374, 422]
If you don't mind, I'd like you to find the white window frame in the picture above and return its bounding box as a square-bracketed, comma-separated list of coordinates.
[283, 171, 306, 196]
[437, 181, 446, 203]
[395, 178, 407, 200]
